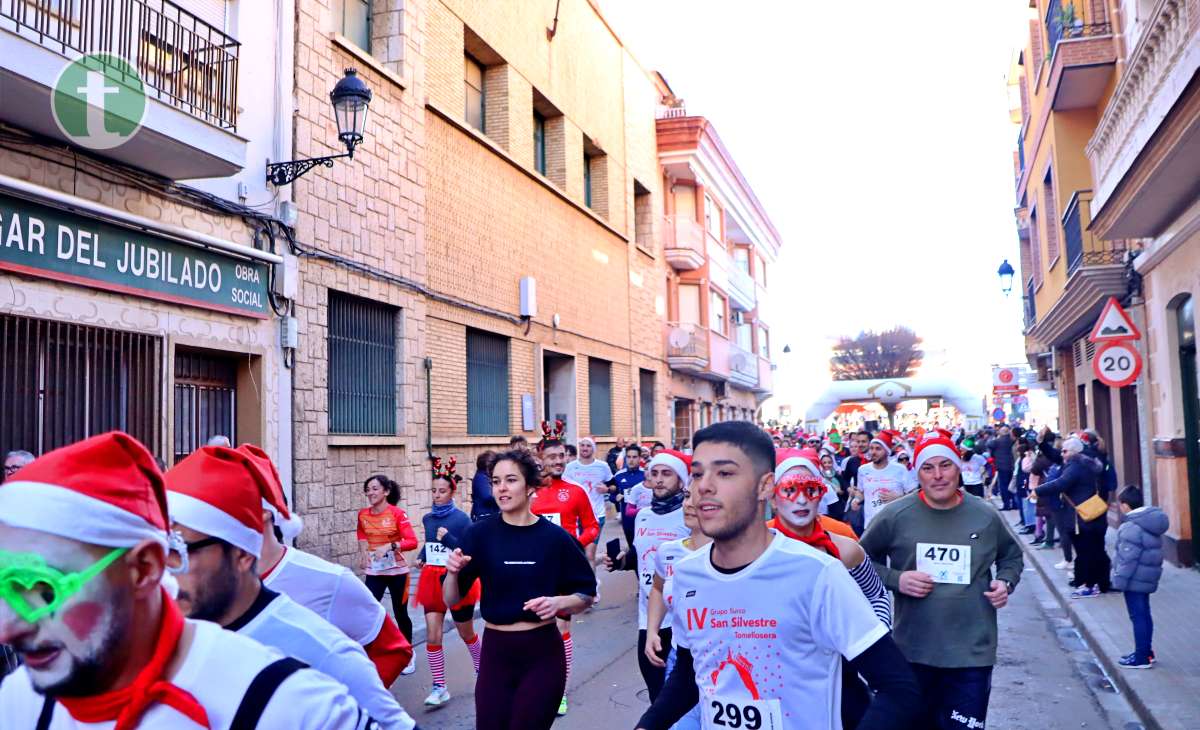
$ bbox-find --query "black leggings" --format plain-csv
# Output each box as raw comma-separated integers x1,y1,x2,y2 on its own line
1071,523,1111,591
476,623,566,730
365,573,413,643
636,628,673,702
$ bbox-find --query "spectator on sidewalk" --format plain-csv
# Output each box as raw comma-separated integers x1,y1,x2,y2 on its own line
1112,486,1169,669
606,437,629,473
988,425,1016,510
1036,437,1109,597
2,450,34,483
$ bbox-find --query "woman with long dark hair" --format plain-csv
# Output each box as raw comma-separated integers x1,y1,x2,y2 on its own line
358,473,419,672
444,449,596,729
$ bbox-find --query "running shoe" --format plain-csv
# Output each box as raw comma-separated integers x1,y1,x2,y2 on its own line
1120,652,1153,664
1118,655,1153,669
557,696,568,716
401,660,417,676
1054,560,1073,570
1036,542,1057,550
1070,586,1100,599
424,686,451,706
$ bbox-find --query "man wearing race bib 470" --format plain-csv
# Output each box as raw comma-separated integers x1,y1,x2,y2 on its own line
860,430,1024,730
636,421,921,730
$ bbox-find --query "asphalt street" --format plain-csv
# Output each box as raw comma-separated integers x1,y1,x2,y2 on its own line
386,523,1143,730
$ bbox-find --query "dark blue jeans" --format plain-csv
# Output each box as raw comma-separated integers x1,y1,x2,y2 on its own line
910,663,992,730
1123,590,1154,661
997,468,1015,509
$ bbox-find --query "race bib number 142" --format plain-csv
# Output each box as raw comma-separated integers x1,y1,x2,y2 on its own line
703,697,782,730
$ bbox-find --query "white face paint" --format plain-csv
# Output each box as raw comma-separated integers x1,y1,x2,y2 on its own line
773,465,821,530
0,527,127,694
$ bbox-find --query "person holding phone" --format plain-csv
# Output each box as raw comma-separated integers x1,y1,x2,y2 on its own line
444,449,596,730
604,450,691,701
414,457,481,708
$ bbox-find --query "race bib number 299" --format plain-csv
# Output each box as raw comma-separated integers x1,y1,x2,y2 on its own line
703,697,782,730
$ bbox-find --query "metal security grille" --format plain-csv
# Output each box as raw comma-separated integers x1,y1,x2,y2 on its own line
173,350,236,462
466,329,509,435
0,314,162,459
328,292,398,435
588,357,612,436
639,369,655,436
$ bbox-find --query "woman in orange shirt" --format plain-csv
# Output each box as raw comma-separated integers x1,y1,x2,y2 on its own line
358,473,419,673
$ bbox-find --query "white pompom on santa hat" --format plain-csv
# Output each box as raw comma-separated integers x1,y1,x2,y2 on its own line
165,446,286,558
237,443,305,541
0,431,170,547
913,432,964,471
646,449,691,486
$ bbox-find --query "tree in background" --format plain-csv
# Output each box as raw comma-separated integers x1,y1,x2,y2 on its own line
829,327,924,381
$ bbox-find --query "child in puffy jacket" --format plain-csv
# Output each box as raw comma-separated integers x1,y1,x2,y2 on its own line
1112,486,1169,669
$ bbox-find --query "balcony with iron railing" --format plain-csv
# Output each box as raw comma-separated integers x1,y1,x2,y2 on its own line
1062,190,1134,276
728,342,758,390
663,214,706,270
666,322,711,375
1,0,246,179
1023,278,1037,332
1041,0,1116,112
727,261,756,312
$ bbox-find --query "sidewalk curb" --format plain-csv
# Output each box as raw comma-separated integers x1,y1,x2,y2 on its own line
1003,518,1160,730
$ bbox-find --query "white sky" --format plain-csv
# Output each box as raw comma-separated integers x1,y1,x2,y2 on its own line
603,0,1035,415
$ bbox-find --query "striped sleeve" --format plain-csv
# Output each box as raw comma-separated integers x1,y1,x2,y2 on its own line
848,558,893,629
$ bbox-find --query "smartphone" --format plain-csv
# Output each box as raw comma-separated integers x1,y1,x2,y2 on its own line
606,538,621,565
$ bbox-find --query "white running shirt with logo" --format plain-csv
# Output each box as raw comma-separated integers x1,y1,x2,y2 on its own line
562,459,614,519
857,461,912,528
670,531,888,730
631,506,690,629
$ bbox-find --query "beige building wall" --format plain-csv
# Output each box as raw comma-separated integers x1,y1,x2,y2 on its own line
289,0,430,563
424,0,669,487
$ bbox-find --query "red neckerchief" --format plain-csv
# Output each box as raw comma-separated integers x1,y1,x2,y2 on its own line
772,517,841,559
918,489,963,509
260,546,288,580
58,589,210,730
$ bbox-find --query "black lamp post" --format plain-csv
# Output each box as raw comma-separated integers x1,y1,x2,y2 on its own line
267,69,373,186
997,259,1015,296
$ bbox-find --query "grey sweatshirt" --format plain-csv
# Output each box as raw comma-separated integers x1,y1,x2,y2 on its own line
860,492,1024,668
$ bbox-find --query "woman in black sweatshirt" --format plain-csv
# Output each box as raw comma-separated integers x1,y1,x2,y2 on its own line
444,448,596,730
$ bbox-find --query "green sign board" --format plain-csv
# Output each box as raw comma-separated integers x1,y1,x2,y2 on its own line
0,191,269,318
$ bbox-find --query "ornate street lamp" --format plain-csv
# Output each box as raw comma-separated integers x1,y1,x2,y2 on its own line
997,259,1015,296
267,69,373,186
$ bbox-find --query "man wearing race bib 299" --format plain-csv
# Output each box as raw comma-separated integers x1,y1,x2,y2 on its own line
860,430,1024,730
636,422,920,730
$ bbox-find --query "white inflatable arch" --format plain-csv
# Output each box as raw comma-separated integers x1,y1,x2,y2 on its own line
804,376,984,422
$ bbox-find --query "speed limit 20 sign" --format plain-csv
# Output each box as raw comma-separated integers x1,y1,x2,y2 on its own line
1094,341,1142,388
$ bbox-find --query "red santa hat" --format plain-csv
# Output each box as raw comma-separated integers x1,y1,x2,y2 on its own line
870,431,895,454
237,444,305,541
913,432,964,471
165,446,284,558
646,449,691,486
774,447,821,482
0,432,170,548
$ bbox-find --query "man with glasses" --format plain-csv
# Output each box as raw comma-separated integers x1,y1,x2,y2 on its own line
166,444,419,729
2,450,34,483
0,432,379,728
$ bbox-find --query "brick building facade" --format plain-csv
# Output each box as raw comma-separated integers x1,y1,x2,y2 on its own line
421,0,670,479
288,0,431,562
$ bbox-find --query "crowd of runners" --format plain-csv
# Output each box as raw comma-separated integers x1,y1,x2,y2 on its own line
0,415,1062,729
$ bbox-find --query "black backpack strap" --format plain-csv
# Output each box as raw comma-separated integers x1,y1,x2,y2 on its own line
230,657,308,730
35,695,55,730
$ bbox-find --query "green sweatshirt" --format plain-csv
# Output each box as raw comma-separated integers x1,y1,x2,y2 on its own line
859,492,1023,668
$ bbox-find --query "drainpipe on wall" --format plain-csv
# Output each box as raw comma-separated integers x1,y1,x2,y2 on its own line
1128,296,1156,503
424,357,433,458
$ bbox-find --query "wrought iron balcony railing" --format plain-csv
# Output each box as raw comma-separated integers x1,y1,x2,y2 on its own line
1045,0,1112,60
2,0,241,130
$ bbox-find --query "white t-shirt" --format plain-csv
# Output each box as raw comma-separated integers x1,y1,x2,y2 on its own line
624,483,653,519
0,620,376,729
857,461,913,527
263,546,386,646
961,454,987,486
670,532,888,730
631,506,690,630
238,590,416,730
562,458,615,519
654,536,697,615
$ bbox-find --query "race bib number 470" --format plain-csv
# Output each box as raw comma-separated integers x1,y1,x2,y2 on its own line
916,542,971,585
703,697,782,730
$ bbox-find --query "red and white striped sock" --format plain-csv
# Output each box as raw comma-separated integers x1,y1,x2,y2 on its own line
562,632,574,688
427,643,445,688
464,633,482,674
